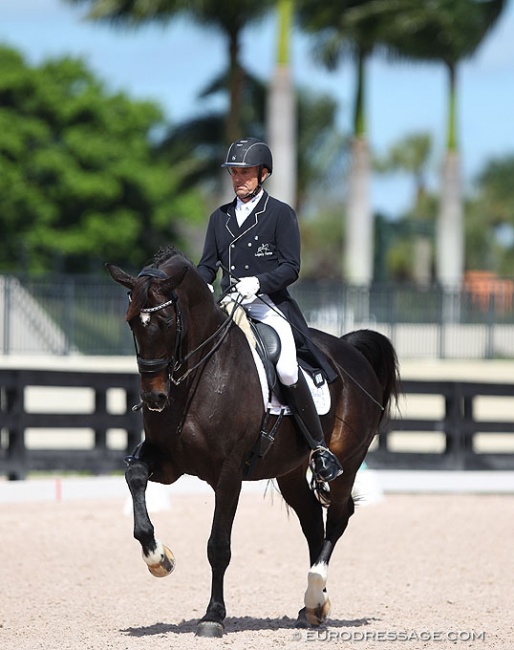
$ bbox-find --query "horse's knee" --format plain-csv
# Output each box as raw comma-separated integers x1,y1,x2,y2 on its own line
125,459,150,492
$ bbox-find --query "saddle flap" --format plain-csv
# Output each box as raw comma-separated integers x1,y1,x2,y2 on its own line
251,321,282,399
252,322,281,364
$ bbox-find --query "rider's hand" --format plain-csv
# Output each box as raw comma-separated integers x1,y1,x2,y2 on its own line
235,276,260,300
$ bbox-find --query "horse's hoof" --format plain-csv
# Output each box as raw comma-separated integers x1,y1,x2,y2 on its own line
305,599,331,626
196,621,224,638
296,607,312,628
147,545,175,578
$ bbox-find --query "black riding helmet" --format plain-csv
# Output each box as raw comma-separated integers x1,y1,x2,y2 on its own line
222,137,273,185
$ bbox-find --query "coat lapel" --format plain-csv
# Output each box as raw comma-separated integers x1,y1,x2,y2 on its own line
225,192,269,241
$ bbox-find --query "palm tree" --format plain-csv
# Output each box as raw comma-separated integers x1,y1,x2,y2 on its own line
374,132,433,207
375,131,435,284
266,0,297,208
377,0,507,287
158,69,345,210
64,0,275,148
296,0,387,285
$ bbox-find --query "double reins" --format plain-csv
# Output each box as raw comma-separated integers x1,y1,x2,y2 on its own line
216,261,385,412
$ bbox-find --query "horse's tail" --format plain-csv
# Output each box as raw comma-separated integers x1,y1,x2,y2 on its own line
341,329,401,423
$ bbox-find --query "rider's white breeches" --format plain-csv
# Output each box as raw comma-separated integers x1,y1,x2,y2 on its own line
245,296,298,386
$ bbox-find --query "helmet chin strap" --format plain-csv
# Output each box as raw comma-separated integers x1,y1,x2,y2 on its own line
240,184,262,200
237,167,266,201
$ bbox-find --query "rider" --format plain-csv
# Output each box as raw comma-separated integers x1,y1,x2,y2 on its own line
196,137,343,485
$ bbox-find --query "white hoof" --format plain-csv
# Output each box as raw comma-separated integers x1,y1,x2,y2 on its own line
143,539,175,577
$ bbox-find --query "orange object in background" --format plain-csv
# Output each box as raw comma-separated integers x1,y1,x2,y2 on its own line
464,271,514,313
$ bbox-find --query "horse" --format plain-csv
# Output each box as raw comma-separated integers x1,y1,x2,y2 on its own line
106,245,400,638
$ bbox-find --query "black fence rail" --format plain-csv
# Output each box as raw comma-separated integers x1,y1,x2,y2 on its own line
0,368,141,480
1,370,513,479
369,380,514,471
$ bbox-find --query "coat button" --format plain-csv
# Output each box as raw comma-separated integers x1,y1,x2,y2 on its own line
244,265,249,270
231,244,235,248
231,265,235,270
248,242,252,247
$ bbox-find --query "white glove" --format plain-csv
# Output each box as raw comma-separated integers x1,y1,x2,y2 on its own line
235,276,260,300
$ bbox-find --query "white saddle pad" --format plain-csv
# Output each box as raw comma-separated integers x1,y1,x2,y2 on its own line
248,344,331,417
222,300,331,416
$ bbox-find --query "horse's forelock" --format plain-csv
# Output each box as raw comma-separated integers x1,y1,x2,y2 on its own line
126,276,151,321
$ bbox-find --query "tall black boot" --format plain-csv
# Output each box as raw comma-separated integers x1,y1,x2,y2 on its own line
283,372,343,483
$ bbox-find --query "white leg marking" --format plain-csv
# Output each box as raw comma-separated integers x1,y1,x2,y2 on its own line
304,562,329,609
142,538,165,566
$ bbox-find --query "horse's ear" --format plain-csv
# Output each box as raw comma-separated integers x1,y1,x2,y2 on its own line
105,263,136,290
160,266,188,294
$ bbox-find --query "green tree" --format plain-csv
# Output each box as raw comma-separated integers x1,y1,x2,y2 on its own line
267,0,297,208
467,154,514,275
0,46,202,273
374,132,436,283
374,132,433,207
64,0,275,147
157,69,346,210
377,0,507,285
297,0,387,284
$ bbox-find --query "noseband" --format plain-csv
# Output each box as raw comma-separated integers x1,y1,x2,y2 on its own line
132,266,234,388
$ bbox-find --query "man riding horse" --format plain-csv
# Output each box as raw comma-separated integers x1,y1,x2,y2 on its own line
196,137,343,487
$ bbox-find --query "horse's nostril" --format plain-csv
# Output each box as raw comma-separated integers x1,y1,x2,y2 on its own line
141,391,167,411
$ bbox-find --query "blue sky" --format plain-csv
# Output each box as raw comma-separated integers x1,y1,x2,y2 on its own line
1,0,513,216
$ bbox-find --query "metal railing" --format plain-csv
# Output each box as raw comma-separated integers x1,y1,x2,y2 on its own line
2,274,514,358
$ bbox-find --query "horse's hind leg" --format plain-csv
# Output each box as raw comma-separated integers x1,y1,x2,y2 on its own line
302,474,357,626
278,468,358,628
277,468,330,626
125,447,175,578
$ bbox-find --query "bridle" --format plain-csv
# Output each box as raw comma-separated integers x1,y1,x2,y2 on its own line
131,267,234,388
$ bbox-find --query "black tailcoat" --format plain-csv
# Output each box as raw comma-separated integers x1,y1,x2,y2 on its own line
197,191,337,383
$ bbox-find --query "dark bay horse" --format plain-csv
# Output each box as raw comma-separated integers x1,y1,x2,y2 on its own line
106,245,400,638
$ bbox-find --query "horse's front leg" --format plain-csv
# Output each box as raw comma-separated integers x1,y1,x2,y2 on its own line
125,453,175,578
196,478,242,638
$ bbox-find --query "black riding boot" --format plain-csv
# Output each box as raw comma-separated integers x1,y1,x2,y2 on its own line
283,372,343,483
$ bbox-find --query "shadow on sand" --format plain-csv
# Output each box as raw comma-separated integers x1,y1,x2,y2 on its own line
121,615,380,637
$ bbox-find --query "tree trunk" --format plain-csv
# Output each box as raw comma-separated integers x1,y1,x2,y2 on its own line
437,150,463,287
266,0,297,208
345,136,373,285
436,63,463,288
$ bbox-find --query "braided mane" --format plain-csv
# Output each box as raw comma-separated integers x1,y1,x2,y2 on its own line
153,245,192,267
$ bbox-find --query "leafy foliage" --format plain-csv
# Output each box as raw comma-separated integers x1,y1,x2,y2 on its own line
0,46,205,274
467,155,514,275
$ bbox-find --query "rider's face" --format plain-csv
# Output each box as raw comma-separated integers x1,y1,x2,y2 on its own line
228,165,267,201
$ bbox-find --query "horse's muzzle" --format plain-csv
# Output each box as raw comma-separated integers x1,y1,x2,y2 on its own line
141,389,168,412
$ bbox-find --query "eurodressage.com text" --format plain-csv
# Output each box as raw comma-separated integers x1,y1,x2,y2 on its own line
294,629,486,642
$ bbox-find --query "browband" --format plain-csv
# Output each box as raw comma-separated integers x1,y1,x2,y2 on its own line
138,267,168,280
